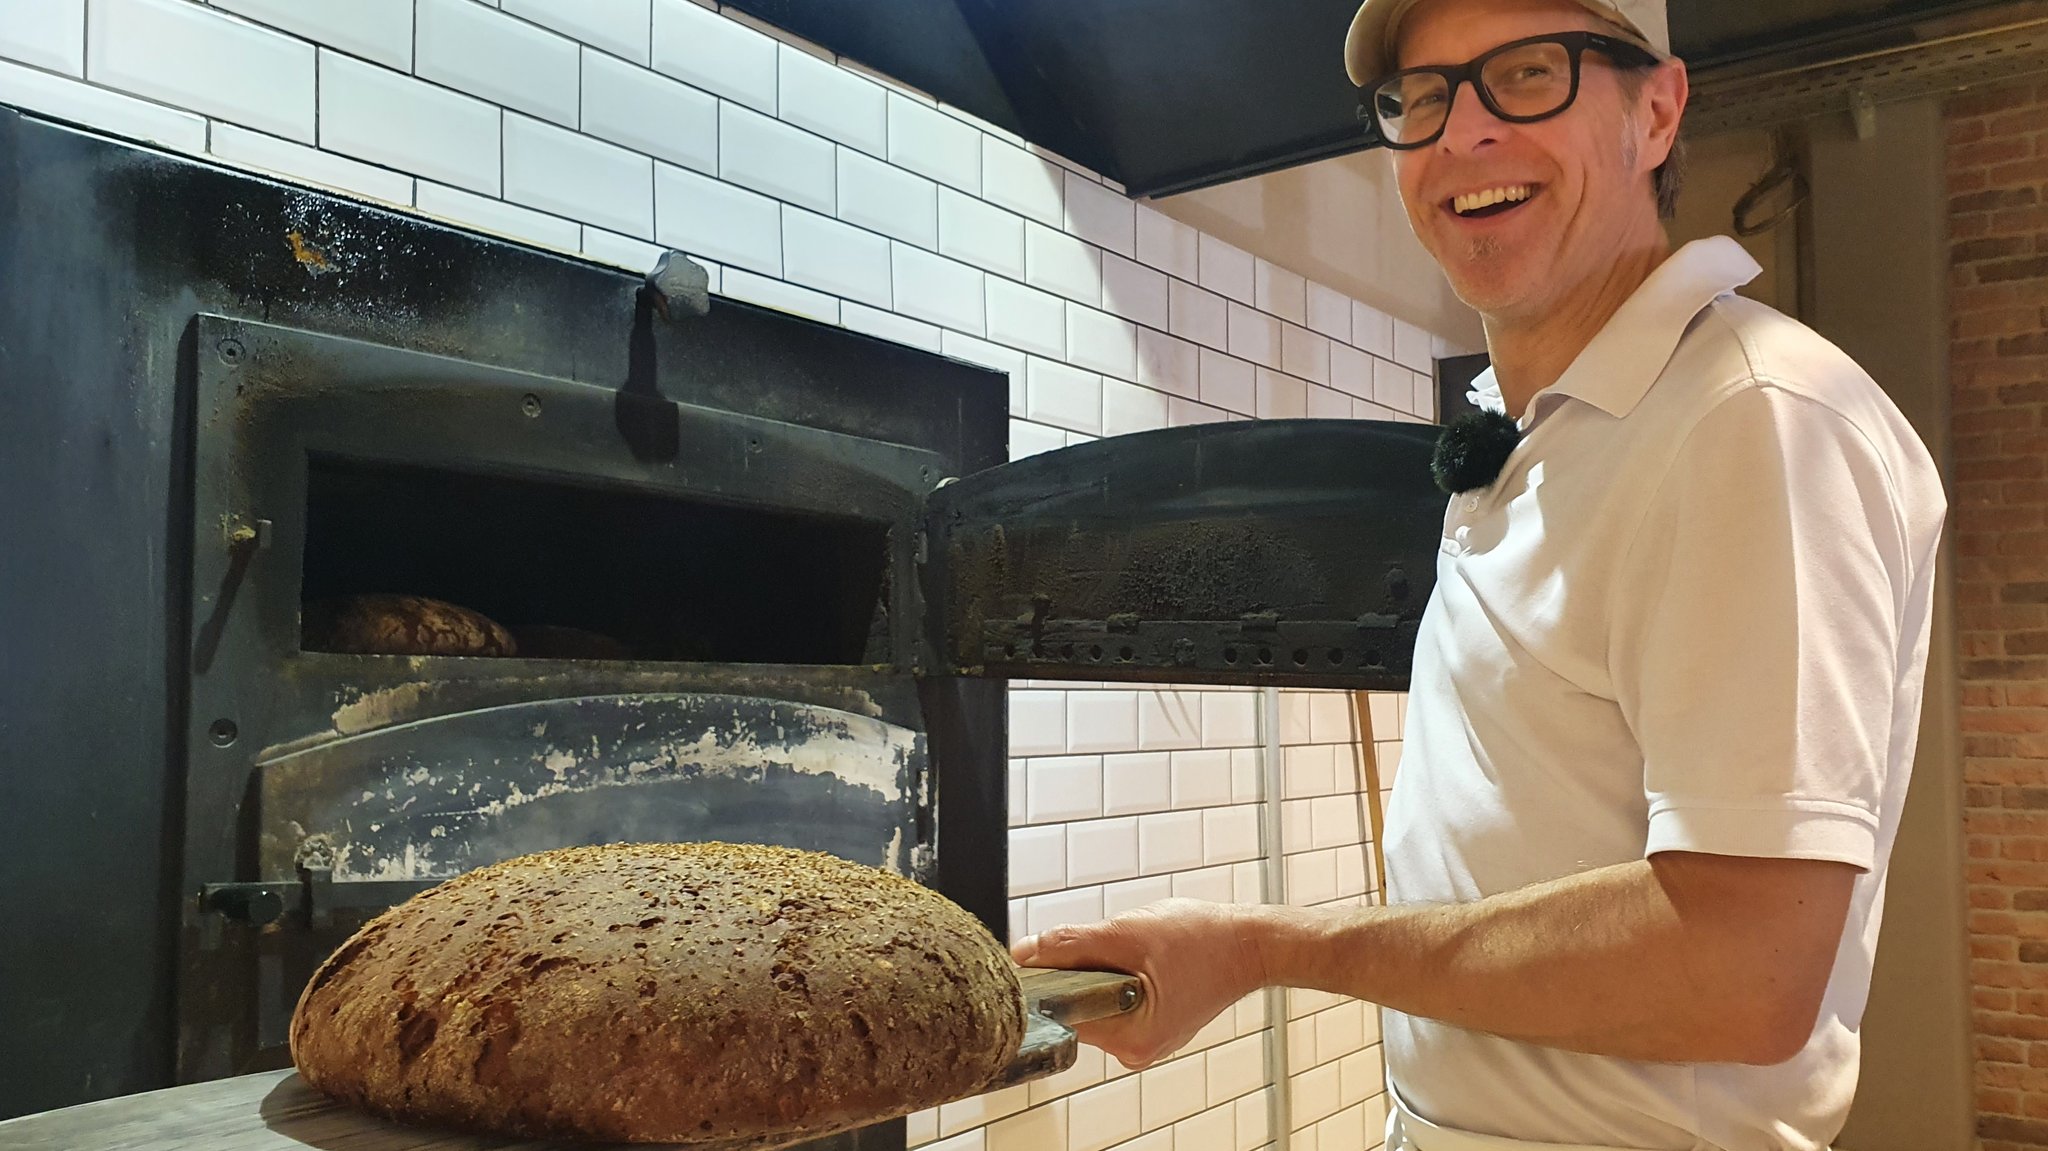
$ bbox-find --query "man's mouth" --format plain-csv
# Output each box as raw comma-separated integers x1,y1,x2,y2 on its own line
1447,184,1536,219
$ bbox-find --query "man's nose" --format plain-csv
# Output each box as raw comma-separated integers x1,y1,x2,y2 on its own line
1437,80,1504,153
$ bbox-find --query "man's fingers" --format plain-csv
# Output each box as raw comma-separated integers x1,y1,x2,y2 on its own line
1070,1015,1165,1071
1007,903,1234,1074
1012,922,1126,971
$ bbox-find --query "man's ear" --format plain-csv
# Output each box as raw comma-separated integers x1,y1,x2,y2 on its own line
1638,59,1688,173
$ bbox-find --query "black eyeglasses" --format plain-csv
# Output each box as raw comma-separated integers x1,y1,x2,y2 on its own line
1360,31,1662,150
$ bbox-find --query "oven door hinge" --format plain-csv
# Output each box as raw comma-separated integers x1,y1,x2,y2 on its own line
200,868,438,931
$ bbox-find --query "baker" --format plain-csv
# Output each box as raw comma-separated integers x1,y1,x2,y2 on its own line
1010,0,1949,1148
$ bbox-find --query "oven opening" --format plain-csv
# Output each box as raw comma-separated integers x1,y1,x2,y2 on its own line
299,457,892,665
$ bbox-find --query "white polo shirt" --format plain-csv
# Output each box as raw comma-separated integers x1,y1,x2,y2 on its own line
1382,236,1948,1150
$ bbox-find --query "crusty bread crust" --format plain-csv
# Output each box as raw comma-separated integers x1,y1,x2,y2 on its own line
290,843,1023,1144
302,594,517,657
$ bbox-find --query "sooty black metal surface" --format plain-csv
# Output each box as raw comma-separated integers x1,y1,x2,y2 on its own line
0,107,1008,1120
253,694,929,884
928,420,1446,689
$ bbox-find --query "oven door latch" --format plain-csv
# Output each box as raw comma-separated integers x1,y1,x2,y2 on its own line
200,868,439,931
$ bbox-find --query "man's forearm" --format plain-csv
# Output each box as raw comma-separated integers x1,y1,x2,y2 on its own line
1245,853,1851,1065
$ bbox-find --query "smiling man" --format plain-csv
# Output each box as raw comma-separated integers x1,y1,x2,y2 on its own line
1010,1,1950,1148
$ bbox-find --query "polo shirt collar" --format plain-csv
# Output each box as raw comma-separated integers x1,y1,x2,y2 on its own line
1464,236,1763,424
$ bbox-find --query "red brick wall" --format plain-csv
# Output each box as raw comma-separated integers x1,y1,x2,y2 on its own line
1951,77,2048,1149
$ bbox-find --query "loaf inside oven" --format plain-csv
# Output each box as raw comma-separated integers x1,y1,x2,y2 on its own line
301,593,517,657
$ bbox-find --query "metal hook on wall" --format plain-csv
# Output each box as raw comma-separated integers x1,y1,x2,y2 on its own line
1733,132,1809,237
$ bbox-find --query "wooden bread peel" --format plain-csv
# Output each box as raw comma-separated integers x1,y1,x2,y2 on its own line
0,967,1142,1151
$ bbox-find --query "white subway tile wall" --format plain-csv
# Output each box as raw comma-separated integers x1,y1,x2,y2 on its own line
1102,253,1170,332
1064,170,1136,258
842,301,942,353
503,112,653,238
0,0,85,76
1228,302,1281,370
651,0,777,113
941,188,1025,279
1136,329,1199,400
2,5,1454,1147
1254,259,1308,327
889,92,981,195
983,138,1065,226
720,100,835,213
210,0,414,71
1067,304,1139,381
839,148,940,249
778,203,892,305
1103,378,1170,439
893,242,986,334
416,178,581,250
500,0,649,67
318,48,501,194
778,42,886,157
988,280,1068,362
209,122,414,205
88,0,316,143
581,50,719,174
581,225,674,276
415,0,578,127
1027,220,1105,306
1198,233,1256,305
720,265,836,324
0,56,208,152
653,160,781,273
1172,280,1231,354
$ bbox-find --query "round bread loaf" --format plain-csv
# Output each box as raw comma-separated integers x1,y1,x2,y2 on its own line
302,594,516,657
290,843,1024,1145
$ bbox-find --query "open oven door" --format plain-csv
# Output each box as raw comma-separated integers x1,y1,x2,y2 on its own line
923,419,1446,691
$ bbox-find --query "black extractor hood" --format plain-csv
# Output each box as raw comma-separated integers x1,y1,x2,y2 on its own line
727,0,1370,197
723,0,2020,198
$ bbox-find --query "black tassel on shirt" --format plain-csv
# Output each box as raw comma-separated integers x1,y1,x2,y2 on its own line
1430,409,1523,494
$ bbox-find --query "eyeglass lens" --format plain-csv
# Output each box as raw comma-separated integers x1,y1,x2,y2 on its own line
1373,40,1575,147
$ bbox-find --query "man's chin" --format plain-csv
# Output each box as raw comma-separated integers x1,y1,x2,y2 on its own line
1443,270,1535,320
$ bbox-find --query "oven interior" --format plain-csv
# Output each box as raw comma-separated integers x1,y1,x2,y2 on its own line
299,457,894,667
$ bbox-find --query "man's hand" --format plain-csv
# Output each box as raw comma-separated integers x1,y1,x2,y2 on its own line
1013,853,1857,1066
1011,899,1266,1069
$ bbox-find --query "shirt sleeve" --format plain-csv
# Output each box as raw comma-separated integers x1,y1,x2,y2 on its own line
1607,383,1908,870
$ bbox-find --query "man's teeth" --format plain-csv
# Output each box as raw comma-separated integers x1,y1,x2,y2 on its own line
1453,185,1533,215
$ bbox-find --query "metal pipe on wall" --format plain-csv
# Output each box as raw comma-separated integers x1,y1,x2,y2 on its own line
1258,686,1296,1150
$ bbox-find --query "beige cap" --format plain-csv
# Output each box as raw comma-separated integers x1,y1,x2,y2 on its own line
1344,0,1671,86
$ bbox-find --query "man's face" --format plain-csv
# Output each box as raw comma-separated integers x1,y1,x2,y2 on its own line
1388,0,1675,321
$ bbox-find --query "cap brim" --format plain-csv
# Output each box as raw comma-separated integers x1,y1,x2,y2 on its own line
1345,0,1671,87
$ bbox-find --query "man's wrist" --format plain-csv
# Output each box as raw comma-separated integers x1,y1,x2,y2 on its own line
1235,903,1315,993
1235,901,1392,1000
